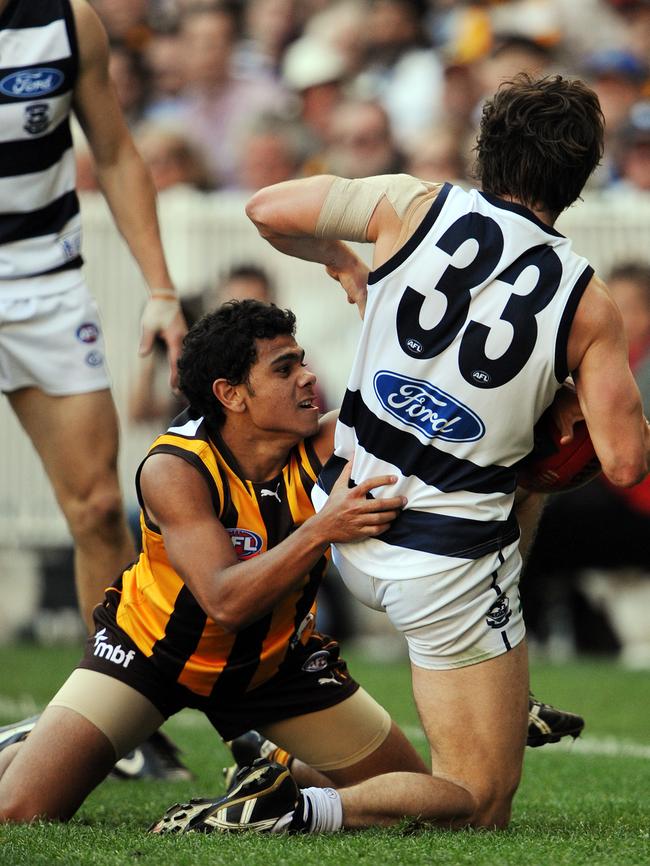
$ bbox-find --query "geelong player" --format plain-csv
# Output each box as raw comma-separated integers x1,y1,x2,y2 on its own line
243,74,650,829
0,0,187,774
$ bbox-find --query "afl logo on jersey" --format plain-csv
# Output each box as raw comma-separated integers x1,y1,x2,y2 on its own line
374,370,485,442
405,338,423,354
471,370,491,385
228,528,263,560
76,323,99,344
0,68,64,98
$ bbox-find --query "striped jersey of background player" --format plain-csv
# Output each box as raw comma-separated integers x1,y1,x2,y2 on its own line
0,0,186,774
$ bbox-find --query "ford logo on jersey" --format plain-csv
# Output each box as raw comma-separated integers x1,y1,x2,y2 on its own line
373,370,485,442
228,528,263,559
0,68,64,98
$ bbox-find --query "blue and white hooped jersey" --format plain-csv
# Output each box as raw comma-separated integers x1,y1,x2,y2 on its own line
0,0,82,290
314,183,593,580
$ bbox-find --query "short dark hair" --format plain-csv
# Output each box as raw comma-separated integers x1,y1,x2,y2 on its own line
474,74,604,219
178,299,296,426
608,261,650,309
220,264,275,299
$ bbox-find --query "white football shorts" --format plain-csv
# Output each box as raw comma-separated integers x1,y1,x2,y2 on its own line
0,275,111,395
332,539,526,670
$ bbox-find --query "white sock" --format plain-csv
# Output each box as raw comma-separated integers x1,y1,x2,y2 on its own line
301,786,343,833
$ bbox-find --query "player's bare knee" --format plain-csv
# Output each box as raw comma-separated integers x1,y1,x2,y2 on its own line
0,790,59,824
469,776,519,829
64,484,125,545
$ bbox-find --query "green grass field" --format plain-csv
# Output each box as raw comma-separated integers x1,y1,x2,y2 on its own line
0,643,649,866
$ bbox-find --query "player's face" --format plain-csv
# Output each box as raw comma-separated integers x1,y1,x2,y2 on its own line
244,335,319,438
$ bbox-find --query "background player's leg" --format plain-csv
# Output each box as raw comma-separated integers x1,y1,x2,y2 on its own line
9,387,136,630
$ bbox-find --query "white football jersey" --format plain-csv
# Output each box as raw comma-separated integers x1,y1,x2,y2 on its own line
0,0,82,291
313,183,593,580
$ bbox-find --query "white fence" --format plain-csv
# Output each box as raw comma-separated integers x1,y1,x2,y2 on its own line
1,187,649,547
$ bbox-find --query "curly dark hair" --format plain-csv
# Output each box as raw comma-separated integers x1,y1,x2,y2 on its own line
178,299,296,426
474,74,604,220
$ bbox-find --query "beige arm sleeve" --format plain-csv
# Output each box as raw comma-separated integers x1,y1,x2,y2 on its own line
314,174,440,241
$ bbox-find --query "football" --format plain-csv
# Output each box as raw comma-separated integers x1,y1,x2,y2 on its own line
517,408,602,493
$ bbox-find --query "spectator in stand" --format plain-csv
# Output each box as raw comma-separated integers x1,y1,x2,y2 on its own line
316,98,404,179
141,27,188,120
233,113,310,192
281,34,349,147
402,124,469,185
611,100,650,192
606,0,650,62
581,50,649,188
234,0,299,82
472,33,556,114
609,262,650,415
108,42,150,128
135,123,215,192
92,0,152,51
351,0,445,148
176,2,289,188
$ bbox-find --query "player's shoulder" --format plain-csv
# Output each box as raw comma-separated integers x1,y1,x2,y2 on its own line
567,272,626,370
69,0,109,62
578,273,624,327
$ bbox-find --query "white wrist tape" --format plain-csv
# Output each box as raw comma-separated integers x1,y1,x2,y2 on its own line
141,295,181,333
314,174,438,241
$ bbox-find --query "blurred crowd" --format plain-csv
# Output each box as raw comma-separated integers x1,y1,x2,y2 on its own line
78,0,650,197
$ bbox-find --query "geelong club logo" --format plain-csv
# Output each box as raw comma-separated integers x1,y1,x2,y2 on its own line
373,370,485,442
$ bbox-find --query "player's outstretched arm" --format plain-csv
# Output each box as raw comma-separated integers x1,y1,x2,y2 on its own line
140,455,405,632
70,0,186,386
569,276,650,487
246,176,370,312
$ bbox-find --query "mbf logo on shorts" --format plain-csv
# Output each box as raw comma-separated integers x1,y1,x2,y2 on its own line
76,322,99,344
93,627,136,668
373,370,485,442
228,528,263,560
0,68,63,98
486,594,512,629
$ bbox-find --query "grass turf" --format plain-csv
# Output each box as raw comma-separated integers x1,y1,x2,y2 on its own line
0,643,648,866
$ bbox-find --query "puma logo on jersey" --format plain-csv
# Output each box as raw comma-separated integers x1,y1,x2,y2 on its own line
93,628,136,668
318,675,342,687
260,483,281,502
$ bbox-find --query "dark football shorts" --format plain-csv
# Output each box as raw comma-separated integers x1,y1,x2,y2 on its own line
78,596,359,741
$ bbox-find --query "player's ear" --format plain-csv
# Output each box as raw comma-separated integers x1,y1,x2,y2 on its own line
212,379,246,414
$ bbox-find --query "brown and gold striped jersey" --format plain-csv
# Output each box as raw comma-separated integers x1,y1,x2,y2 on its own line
112,409,327,699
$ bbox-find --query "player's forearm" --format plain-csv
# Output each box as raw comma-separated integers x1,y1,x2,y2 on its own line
95,142,174,293
206,519,331,632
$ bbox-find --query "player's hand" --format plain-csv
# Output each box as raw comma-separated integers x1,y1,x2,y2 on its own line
316,462,406,543
551,381,584,445
139,292,188,389
326,256,369,319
